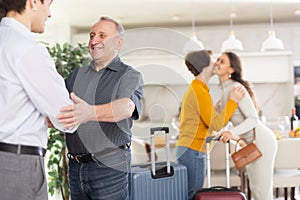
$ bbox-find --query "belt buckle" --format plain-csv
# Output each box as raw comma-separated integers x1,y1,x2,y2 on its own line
74,155,81,163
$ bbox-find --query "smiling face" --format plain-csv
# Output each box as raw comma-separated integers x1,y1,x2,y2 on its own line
214,53,235,82
88,19,123,64
31,0,52,33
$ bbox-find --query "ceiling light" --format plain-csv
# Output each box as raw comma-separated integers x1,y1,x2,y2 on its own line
183,34,204,54
183,0,204,54
221,10,243,52
171,14,179,21
261,0,284,51
221,31,243,52
261,30,284,51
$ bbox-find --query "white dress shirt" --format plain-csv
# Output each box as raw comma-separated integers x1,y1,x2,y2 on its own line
0,17,77,148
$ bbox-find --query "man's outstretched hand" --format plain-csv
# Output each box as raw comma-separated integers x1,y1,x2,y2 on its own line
57,93,96,128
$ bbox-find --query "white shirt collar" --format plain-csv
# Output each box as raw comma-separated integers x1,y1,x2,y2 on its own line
1,17,34,41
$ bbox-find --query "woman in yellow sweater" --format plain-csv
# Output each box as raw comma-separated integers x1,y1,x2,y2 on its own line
175,50,245,200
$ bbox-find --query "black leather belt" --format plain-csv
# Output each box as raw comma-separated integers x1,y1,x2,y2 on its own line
0,142,46,157
67,153,94,163
68,143,131,164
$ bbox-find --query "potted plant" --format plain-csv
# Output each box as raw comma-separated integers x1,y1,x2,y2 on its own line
45,43,90,200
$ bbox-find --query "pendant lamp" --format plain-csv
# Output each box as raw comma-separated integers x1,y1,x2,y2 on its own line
261,0,284,51
183,0,204,54
221,10,243,52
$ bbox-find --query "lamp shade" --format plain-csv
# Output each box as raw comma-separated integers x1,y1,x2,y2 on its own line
183,35,204,54
221,31,243,52
261,30,284,51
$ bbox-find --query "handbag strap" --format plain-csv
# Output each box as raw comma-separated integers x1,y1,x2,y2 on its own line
232,128,256,153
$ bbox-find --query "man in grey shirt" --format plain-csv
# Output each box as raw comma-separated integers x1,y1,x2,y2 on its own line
57,16,144,200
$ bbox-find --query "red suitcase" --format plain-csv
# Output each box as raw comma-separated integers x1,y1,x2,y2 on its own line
193,136,247,200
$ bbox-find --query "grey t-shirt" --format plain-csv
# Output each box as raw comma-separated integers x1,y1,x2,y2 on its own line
65,56,143,157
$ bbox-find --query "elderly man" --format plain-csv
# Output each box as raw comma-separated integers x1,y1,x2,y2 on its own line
57,16,144,200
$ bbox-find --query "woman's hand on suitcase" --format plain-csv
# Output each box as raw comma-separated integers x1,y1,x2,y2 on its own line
217,131,239,143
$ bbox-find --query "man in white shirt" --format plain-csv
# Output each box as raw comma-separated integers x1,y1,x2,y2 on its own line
0,1,88,199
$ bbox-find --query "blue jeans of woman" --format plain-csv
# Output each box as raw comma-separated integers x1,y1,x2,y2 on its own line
68,149,130,200
176,146,206,200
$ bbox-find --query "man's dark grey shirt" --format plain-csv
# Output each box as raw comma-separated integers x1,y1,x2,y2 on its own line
65,56,143,155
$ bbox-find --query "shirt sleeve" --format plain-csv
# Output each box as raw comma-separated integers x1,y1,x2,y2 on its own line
117,68,144,120
15,44,78,133
196,87,238,132
229,93,259,137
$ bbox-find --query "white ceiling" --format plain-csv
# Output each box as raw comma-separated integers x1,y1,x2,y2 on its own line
49,0,300,30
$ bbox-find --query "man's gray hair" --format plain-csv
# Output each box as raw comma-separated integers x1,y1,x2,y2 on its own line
99,16,124,37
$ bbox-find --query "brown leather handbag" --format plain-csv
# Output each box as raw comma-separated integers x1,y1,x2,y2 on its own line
231,129,262,169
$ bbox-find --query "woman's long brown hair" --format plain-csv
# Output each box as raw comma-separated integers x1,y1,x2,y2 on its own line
224,52,259,112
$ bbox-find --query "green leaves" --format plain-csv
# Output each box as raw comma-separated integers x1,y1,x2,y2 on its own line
46,42,90,199
45,42,90,79
47,130,66,197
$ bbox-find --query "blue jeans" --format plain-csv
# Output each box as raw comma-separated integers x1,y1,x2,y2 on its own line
176,146,206,200
68,150,130,200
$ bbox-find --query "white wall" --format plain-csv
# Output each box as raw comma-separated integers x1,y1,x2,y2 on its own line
68,22,300,62
37,22,300,61
35,23,72,45
37,22,297,122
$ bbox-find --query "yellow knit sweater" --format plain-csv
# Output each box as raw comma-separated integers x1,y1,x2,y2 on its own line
176,79,238,152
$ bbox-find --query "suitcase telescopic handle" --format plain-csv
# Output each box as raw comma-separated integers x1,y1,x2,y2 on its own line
150,127,170,176
150,127,169,135
206,136,230,188
206,136,221,143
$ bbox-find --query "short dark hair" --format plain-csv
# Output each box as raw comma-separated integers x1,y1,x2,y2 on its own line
185,60,200,76
2,0,27,14
0,0,6,19
0,7,5,20
1,0,46,15
185,50,211,76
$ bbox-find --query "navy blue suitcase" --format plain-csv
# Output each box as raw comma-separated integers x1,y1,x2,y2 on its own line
130,127,188,200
